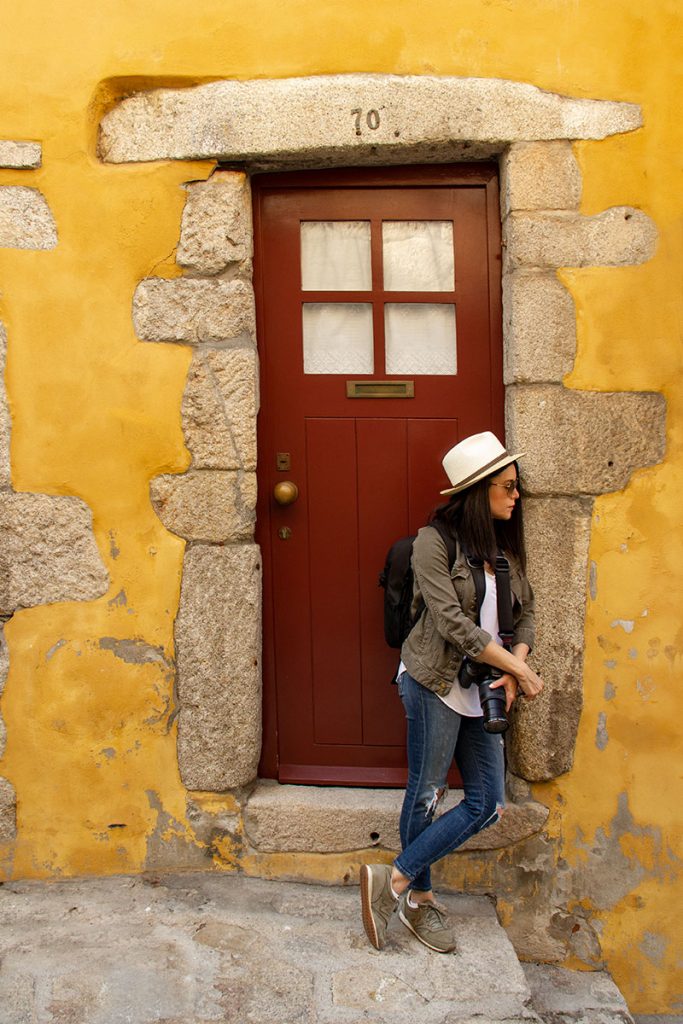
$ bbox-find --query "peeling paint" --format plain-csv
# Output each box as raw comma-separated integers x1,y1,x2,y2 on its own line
45,639,66,661
144,789,206,870
107,589,127,608
572,794,678,911
636,677,656,701
595,713,609,750
589,561,598,600
611,619,635,634
98,637,172,668
639,931,667,967
604,682,616,701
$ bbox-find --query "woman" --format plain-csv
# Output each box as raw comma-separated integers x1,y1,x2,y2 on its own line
360,431,543,953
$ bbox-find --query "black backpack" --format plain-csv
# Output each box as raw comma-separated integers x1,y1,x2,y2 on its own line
378,520,457,650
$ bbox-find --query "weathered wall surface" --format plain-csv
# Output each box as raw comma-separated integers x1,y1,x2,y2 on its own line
0,0,681,1014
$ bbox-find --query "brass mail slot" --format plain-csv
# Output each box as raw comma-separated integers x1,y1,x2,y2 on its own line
346,380,415,399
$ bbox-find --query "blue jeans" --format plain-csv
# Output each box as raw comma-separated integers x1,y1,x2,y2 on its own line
394,671,506,893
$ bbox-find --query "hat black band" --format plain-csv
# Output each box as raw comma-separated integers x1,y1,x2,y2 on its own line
454,450,513,490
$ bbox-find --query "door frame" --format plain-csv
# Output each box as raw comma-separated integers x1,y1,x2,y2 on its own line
253,163,504,781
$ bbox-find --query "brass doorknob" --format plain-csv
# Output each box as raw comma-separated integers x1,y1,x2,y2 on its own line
273,481,299,506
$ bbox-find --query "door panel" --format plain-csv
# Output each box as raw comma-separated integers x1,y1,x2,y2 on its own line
254,166,503,786
307,418,362,747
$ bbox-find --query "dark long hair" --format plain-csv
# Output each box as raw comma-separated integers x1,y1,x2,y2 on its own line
429,461,527,572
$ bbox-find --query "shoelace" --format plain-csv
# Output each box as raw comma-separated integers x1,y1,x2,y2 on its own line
416,901,448,932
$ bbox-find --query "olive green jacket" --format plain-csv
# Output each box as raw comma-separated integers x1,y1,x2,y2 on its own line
400,525,535,697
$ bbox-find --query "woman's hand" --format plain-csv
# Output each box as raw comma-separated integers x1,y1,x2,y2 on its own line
489,673,519,711
475,641,544,700
512,661,544,698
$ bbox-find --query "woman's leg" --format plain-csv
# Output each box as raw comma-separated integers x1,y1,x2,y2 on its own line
394,710,505,884
396,672,462,894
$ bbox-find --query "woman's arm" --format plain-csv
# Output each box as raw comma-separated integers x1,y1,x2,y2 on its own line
474,640,543,698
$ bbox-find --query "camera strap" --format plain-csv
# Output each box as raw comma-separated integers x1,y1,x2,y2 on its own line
493,554,515,650
465,552,515,650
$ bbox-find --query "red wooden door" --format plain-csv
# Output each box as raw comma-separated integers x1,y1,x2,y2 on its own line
254,166,503,786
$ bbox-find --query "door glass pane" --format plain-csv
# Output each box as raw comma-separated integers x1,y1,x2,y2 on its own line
382,221,455,292
303,303,374,373
301,221,372,291
384,303,457,375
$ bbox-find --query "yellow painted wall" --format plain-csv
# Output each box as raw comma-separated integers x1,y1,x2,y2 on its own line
0,0,681,1013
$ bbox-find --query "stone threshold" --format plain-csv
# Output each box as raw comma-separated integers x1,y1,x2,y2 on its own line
243,779,549,854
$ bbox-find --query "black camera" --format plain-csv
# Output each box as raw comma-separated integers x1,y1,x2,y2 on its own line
458,659,508,734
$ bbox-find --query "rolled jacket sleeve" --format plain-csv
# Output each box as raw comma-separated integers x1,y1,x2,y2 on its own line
411,527,492,659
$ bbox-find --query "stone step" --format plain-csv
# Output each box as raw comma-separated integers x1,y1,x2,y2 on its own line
242,778,550,854
0,872,636,1024
523,963,635,1024
1,873,539,1024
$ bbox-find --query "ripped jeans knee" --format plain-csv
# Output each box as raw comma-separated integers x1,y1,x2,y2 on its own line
424,783,448,820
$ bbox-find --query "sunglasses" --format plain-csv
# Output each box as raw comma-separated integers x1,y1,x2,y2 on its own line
489,479,520,495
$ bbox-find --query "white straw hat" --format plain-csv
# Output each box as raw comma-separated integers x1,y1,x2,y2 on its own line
440,431,524,495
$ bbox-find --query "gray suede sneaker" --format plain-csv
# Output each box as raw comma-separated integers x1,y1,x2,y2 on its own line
398,894,457,953
359,864,397,950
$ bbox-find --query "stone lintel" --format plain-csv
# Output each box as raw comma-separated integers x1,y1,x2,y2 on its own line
508,497,593,781
98,74,642,165
506,384,666,496
0,140,42,169
243,780,549,854
176,543,261,790
504,207,657,269
0,493,109,614
182,347,258,471
133,277,256,345
178,171,252,276
502,271,576,384
500,141,582,217
150,470,256,542
0,186,57,250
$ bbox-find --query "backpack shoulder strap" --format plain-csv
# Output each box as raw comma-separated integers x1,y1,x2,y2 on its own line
427,519,457,571
465,555,486,626
429,522,485,628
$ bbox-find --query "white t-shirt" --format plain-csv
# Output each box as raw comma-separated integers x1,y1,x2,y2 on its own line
399,570,501,717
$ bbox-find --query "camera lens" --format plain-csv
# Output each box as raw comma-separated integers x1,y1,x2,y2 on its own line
477,679,509,734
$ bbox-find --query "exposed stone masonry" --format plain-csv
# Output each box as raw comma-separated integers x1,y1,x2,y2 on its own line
500,140,665,780
0,140,42,169
0,186,57,250
176,544,261,790
135,171,261,790
133,277,255,345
